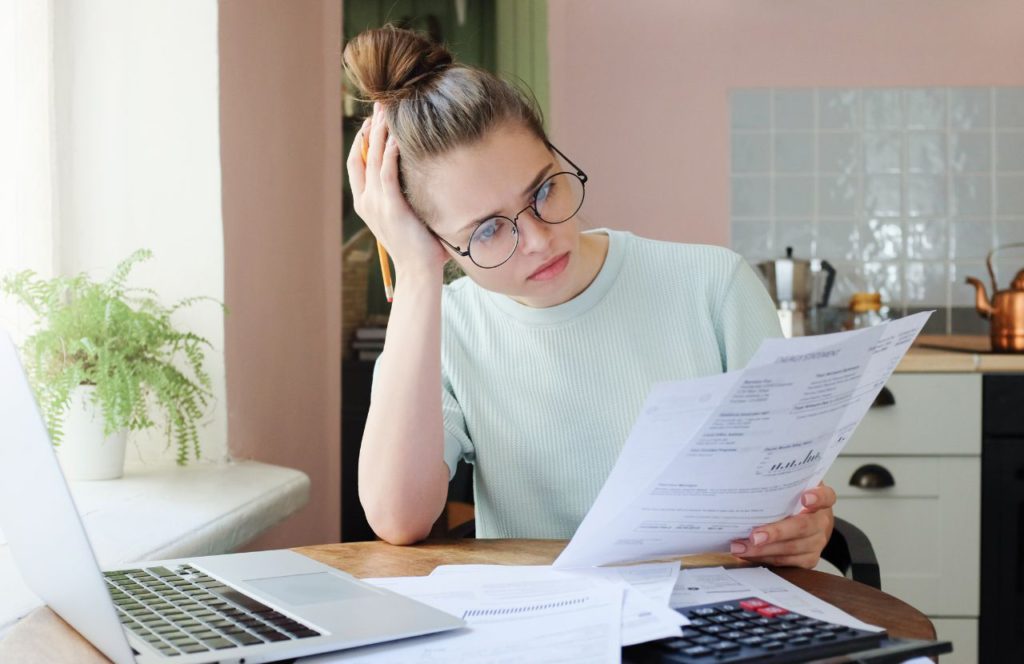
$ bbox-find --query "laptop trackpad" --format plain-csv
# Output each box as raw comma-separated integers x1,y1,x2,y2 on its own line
246,572,378,606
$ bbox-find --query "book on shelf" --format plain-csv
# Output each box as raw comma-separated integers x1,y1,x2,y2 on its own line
357,349,382,361
354,326,387,341
351,340,385,351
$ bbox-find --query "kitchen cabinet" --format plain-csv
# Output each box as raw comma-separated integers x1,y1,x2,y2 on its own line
824,372,981,664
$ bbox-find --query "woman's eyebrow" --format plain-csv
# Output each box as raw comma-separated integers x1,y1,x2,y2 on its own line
454,164,554,235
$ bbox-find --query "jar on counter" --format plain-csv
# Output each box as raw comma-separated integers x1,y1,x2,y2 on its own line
845,292,887,329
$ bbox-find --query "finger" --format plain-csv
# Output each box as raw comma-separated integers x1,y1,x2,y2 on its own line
748,513,817,548
732,531,825,559
346,118,371,196
800,483,837,511
739,552,820,569
365,102,389,177
380,134,402,196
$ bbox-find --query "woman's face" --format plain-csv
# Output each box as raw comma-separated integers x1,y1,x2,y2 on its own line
421,123,602,308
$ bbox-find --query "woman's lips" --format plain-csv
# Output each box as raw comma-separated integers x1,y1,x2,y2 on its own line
528,252,570,281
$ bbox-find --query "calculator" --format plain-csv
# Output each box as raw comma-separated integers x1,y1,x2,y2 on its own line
622,596,953,663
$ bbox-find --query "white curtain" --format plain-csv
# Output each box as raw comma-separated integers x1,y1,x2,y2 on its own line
0,0,57,340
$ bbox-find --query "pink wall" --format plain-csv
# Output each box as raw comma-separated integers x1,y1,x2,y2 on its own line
548,0,1024,247
219,0,342,549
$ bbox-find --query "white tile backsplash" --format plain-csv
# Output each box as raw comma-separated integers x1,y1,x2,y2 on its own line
774,132,815,173
952,175,993,217
905,89,947,130
730,90,772,130
907,133,946,174
774,175,815,217
950,132,992,173
996,174,1024,215
730,86,1024,315
819,90,860,130
864,89,903,129
773,90,815,130
950,88,991,130
864,132,903,174
995,131,1024,171
817,132,859,174
995,88,1024,128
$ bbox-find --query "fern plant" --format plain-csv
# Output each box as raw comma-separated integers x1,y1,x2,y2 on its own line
1,249,220,465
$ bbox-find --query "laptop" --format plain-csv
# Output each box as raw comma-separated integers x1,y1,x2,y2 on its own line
0,330,464,663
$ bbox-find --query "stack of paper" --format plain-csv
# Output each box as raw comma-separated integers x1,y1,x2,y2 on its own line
301,562,684,663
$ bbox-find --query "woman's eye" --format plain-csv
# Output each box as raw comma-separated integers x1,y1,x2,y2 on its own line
475,219,500,243
536,180,553,203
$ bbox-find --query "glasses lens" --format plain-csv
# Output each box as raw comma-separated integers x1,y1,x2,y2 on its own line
468,216,518,268
534,173,585,224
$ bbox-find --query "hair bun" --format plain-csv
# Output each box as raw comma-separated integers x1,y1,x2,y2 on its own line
343,25,453,103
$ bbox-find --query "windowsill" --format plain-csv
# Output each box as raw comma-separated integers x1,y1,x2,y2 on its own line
0,459,309,635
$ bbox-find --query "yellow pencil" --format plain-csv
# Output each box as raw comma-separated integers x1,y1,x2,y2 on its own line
361,132,395,303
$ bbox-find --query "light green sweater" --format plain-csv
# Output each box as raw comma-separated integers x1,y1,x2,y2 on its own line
438,229,781,539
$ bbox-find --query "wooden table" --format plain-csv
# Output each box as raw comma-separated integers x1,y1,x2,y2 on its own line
0,539,937,662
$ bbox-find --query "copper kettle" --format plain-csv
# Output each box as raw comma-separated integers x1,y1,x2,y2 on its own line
965,242,1024,353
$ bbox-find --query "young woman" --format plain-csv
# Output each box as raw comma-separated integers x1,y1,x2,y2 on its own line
344,26,836,569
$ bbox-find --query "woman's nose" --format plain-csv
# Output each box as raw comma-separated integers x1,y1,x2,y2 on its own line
515,209,554,254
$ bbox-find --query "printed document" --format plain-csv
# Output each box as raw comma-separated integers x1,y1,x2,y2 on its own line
555,312,930,568
430,562,685,645
301,571,622,663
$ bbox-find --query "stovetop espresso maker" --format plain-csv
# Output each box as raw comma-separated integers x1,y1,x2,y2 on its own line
756,247,836,337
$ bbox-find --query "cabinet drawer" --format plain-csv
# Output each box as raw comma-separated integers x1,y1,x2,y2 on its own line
843,374,981,456
931,618,977,664
824,456,980,616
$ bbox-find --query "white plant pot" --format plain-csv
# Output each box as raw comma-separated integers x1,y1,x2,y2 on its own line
57,385,128,481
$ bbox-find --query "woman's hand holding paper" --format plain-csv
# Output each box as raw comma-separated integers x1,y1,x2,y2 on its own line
729,483,837,570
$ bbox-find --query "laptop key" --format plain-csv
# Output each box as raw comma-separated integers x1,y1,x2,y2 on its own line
212,589,273,614
233,632,264,646
203,636,236,650
180,642,211,654
265,632,292,642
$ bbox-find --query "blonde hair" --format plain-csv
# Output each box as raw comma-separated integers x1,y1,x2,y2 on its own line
342,25,546,223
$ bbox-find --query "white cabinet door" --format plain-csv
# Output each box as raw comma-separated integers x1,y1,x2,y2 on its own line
843,374,981,456
824,456,980,616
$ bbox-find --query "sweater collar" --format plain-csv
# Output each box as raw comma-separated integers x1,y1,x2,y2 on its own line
485,228,630,325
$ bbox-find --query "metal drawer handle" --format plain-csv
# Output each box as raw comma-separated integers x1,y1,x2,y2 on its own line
871,386,895,408
850,464,895,489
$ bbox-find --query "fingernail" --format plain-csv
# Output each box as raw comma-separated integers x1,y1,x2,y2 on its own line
802,492,818,506
374,101,380,114
386,136,395,148
730,542,747,555
752,531,768,545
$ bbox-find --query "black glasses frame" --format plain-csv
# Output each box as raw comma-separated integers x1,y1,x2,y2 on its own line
432,143,588,269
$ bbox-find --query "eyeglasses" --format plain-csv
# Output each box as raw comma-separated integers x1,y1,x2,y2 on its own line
432,143,588,269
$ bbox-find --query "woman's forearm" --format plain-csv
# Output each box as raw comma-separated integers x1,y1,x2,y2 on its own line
357,266,449,544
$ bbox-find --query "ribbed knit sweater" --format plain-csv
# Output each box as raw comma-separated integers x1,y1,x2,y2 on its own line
437,229,781,539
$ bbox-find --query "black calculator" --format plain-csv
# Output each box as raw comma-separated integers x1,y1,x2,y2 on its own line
622,596,952,663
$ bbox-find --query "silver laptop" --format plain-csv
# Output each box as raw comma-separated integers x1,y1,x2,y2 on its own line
0,331,463,663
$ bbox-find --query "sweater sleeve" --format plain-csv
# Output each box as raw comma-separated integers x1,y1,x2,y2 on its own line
715,255,783,371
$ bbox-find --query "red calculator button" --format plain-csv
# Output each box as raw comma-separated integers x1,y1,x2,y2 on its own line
756,606,789,618
739,599,769,610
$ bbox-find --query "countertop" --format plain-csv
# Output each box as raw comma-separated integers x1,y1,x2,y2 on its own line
897,335,1024,373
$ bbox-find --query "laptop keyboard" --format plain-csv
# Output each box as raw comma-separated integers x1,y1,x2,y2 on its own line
104,564,322,657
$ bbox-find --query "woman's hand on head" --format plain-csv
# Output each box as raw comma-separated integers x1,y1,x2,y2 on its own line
347,102,449,276
728,483,836,569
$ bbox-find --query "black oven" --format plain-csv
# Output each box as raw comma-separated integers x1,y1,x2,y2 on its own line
980,373,1024,661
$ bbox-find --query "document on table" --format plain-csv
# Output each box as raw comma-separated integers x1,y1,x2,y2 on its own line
301,571,623,663
670,566,882,633
555,312,930,568
430,562,686,645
